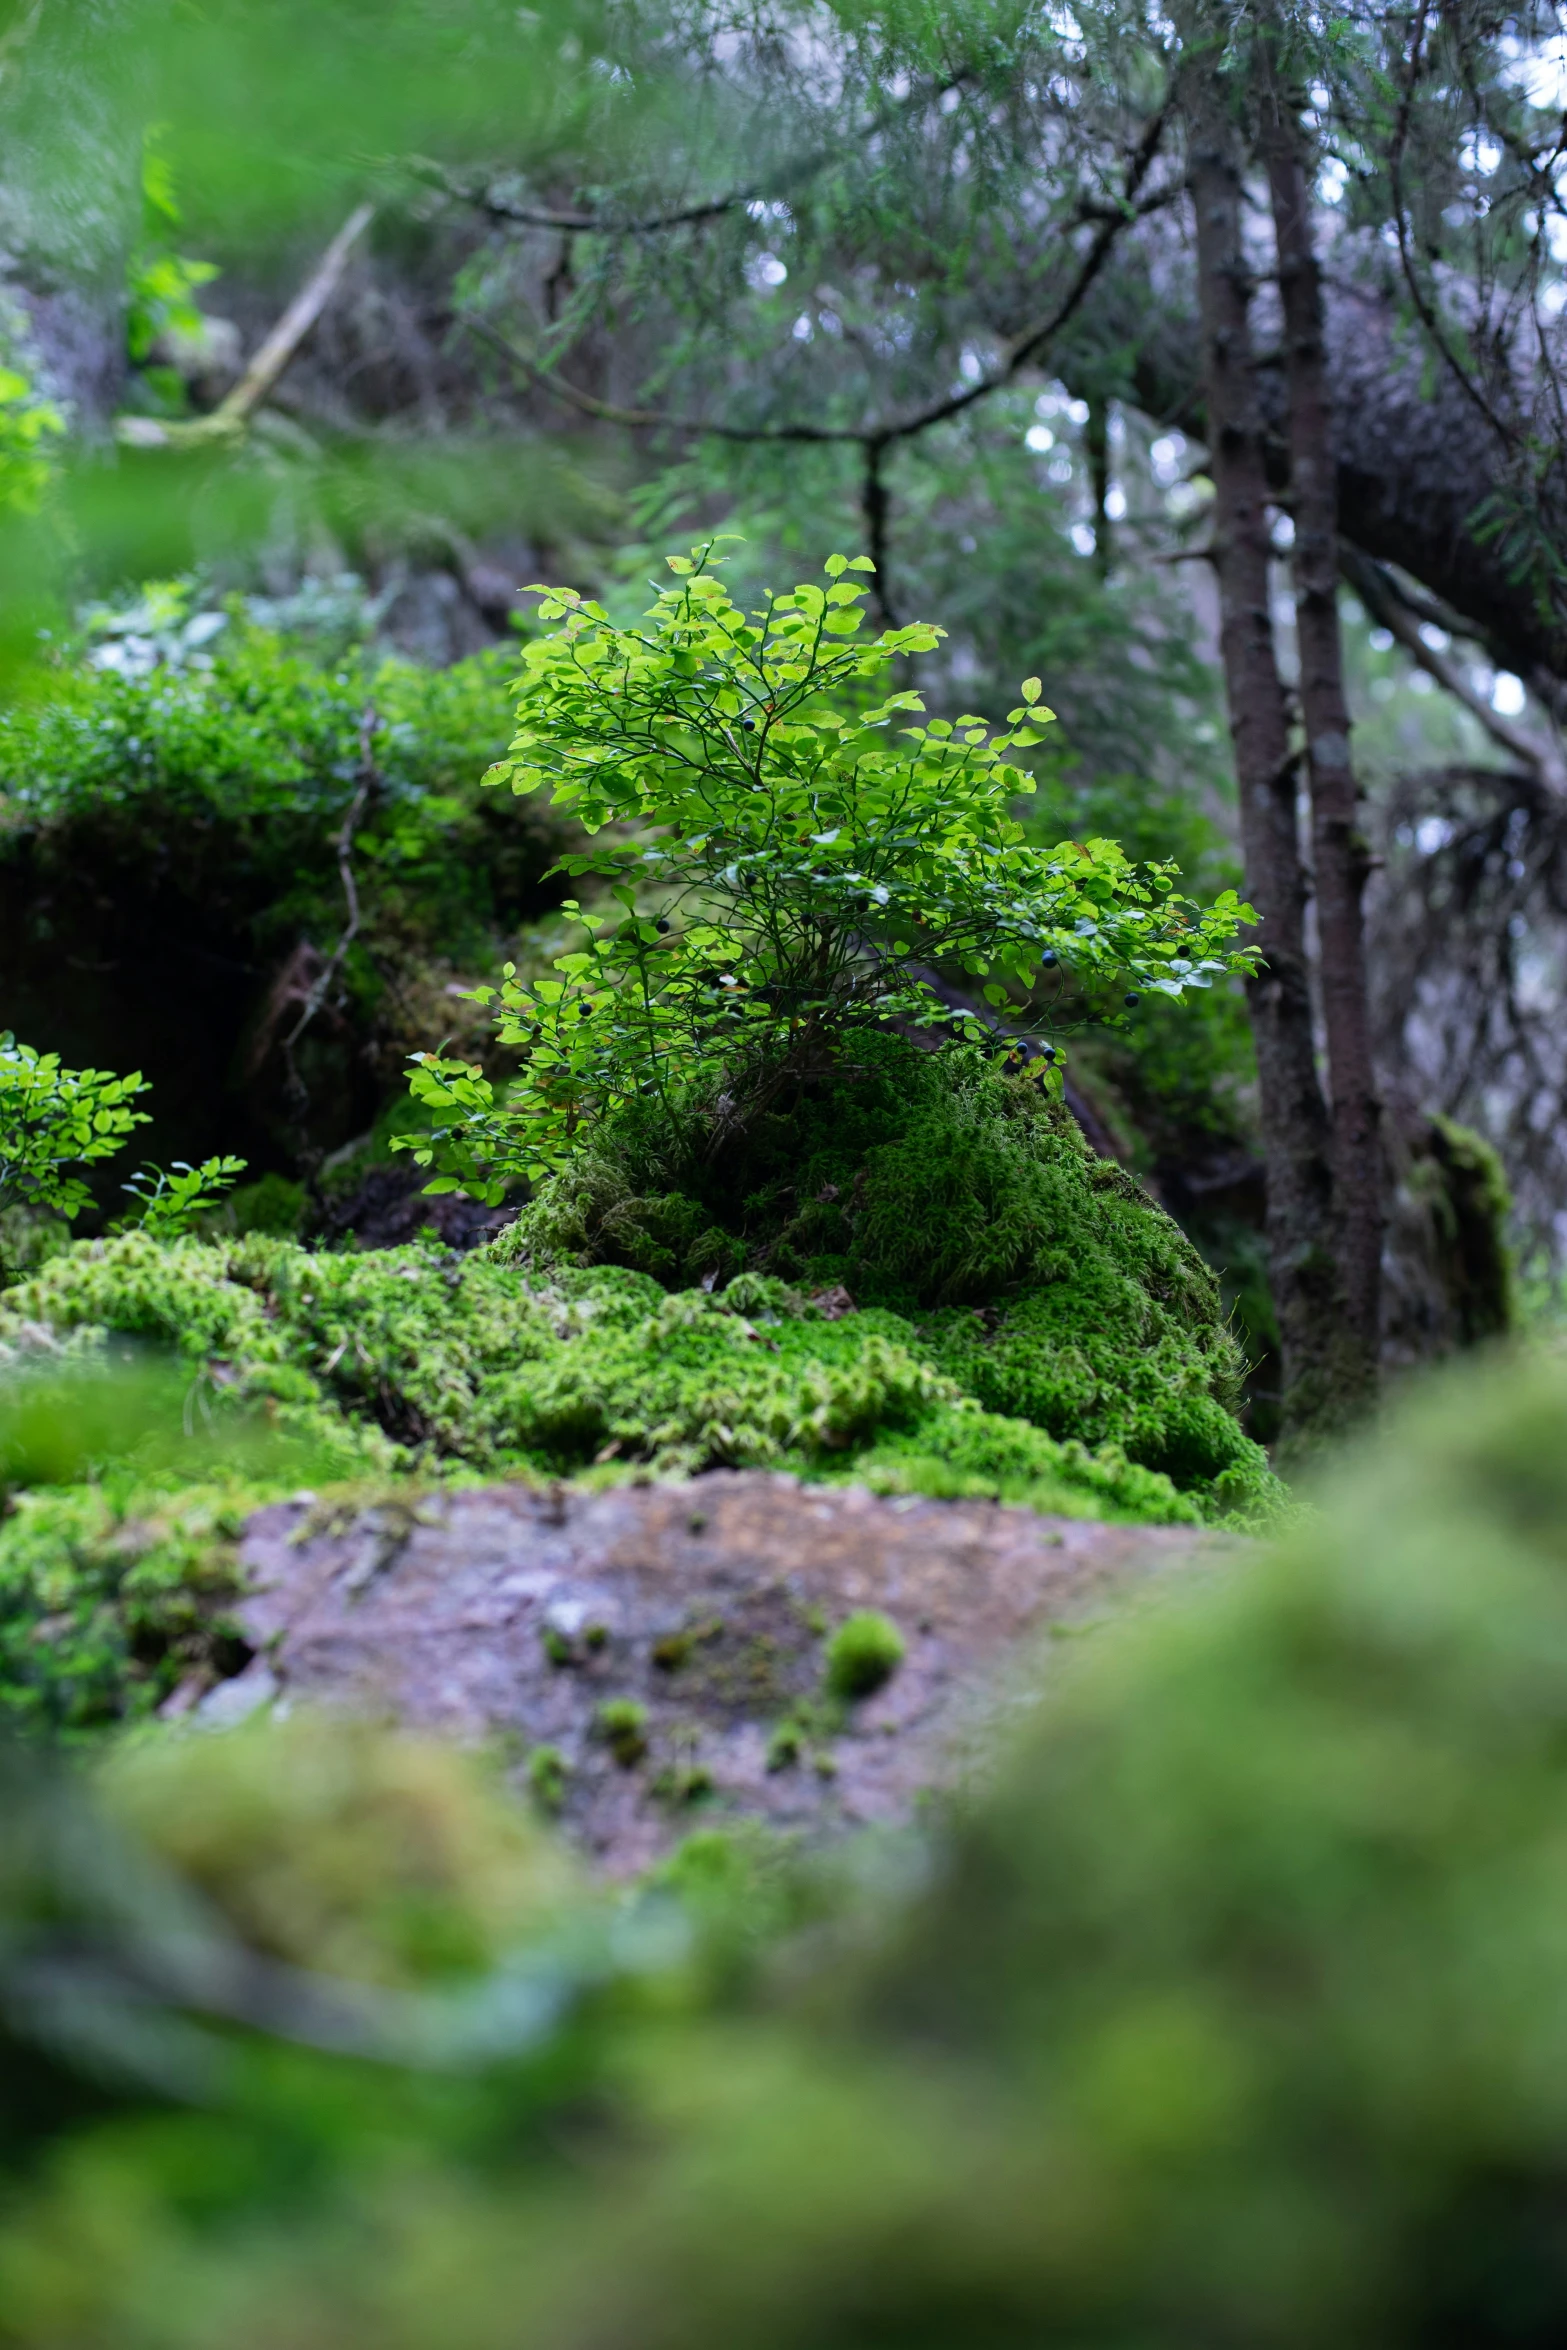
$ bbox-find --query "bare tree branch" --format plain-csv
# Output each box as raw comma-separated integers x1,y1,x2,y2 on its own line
283,704,380,1058
460,102,1170,461
1342,546,1567,796
413,166,763,238
407,74,974,238
459,309,861,441
1386,3,1521,455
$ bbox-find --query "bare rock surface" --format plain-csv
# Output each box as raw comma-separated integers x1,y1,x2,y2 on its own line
229,1475,1241,1874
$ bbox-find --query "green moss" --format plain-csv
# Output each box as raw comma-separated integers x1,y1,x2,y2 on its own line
847,1406,1206,1524
649,1823,809,1941
651,1750,715,1807
766,1716,807,1771
1426,1113,1516,1342
0,1478,254,1736
556,1350,1567,2350
823,1610,906,1702
0,1228,1231,1524
220,1173,306,1239
99,1708,580,1989
526,1743,569,1813
19,1358,1567,2342
652,1618,724,1672
594,1698,650,1768
0,1048,1283,1731
496,1039,1280,1524
0,1054,1282,1531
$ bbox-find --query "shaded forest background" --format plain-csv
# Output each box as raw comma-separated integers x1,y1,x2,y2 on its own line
12,18,1567,2345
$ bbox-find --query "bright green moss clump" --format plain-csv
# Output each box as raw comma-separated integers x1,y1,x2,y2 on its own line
0,1230,1208,1517
823,1611,906,1701
498,1039,1277,1519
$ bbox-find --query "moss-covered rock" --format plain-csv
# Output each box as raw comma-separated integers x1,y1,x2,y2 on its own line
0,1044,1282,1729
0,1479,258,1737
497,1039,1275,1517
0,1074,1278,1522
0,1231,1215,1518
11,1351,1567,2348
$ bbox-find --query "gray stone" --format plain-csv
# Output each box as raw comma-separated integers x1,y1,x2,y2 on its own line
236,1475,1240,1874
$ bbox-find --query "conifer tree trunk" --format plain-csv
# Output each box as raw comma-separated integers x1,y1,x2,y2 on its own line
1185,83,1342,1440
1260,89,1382,1410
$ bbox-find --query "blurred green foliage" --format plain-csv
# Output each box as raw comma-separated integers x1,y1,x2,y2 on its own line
102,1708,583,1988
2,1351,1567,2340
126,130,221,399
0,608,556,976
0,359,64,515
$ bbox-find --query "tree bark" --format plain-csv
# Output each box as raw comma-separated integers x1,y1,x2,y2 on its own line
1185,84,1343,1441
1261,92,1381,1406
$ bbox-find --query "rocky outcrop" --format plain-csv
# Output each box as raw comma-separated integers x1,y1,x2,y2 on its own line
219,1474,1239,1873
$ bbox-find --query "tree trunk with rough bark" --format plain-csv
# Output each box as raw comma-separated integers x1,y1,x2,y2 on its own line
1054,255,1567,694
1261,90,1382,1411
1185,82,1344,1442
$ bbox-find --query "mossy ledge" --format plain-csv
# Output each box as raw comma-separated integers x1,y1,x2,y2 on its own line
0,1044,1281,1731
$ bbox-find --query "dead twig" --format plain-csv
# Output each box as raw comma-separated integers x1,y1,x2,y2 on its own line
283,703,380,1060
278,705,381,1182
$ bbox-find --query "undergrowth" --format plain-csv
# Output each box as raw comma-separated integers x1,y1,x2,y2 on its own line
0,620,550,971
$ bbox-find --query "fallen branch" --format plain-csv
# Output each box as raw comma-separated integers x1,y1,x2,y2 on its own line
116,203,375,451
